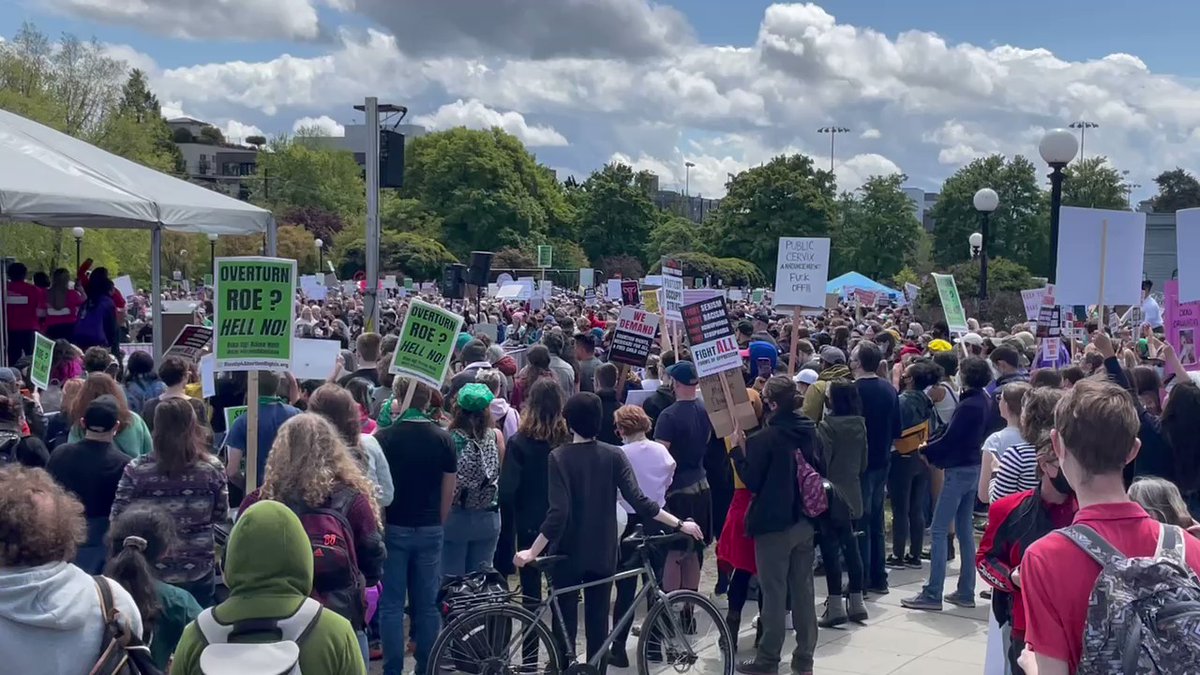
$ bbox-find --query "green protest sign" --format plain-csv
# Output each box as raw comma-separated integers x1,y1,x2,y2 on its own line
537,245,553,269
224,405,248,432
29,333,53,390
389,299,465,388
751,289,764,303
213,257,297,371
932,273,969,334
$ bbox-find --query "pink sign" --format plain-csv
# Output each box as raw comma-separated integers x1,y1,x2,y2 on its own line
1164,280,1200,373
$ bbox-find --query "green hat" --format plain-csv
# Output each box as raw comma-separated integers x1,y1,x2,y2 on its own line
457,383,494,412
455,332,473,352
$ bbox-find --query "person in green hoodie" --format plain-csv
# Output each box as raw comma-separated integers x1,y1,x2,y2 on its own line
800,346,852,424
170,500,366,675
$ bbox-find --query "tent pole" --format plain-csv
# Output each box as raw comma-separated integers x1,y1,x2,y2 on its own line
266,220,277,256
151,226,163,362
0,256,9,368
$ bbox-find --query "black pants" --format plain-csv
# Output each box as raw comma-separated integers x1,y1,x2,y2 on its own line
553,570,613,664
612,518,663,649
1009,633,1026,675
888,455,929,559
818,519,863,596
6,329,33,367
727,569,759,616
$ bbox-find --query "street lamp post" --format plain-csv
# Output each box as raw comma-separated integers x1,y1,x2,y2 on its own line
1068,120,1099,162
179,249,189,287
314,238,324,274
207,233,218,283
71,227,84,269
817,126,851,173
1039,129,1080,283
972,188,998,300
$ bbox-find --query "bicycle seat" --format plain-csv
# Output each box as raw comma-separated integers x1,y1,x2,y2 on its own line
528,554,569,570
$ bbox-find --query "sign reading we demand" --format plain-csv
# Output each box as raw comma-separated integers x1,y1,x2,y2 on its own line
214,257,297,371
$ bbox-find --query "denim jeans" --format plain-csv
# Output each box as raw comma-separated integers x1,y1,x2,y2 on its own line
856,466,889,589
380,525,444,675
442,507,501,578
924,465,981,599
75,517,110,575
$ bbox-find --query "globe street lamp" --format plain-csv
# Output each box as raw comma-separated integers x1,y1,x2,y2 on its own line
314,238,324,274
71,227,85,269
973,187,999,300
1039,129,1079,283
179,249,189,286
207,233,218,284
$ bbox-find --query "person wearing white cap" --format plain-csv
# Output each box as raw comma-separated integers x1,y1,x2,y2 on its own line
793,369,819,394
960,333,985,358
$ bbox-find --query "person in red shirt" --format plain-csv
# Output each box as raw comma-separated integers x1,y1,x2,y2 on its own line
76,260,126,313
5,262,44,365
977,442,1077,675
40,268,85,342
1020,353,1200,675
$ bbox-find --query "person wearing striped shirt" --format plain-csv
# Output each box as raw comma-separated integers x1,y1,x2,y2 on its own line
989,388,1063,503
978,382,1030,504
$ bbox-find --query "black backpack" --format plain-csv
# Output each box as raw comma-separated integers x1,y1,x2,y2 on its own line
0,431,19,464
90,576,162,675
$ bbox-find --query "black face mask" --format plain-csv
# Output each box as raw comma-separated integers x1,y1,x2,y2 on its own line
1050,468,1074,496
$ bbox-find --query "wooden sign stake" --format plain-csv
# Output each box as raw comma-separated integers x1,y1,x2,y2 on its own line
245,370,260,492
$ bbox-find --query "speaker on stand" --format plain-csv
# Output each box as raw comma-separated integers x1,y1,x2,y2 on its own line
467,251,494,321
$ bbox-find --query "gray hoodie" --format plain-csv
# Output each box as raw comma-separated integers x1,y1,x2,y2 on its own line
0,561,143,674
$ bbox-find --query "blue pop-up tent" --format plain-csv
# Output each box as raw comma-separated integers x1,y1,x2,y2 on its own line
826,271,901,300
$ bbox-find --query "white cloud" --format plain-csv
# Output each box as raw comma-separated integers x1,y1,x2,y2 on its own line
159,100,188,120
220,120,265,144
101,43,158,75
860,128,881,140
293,115,345,136
836,154,904,193
414,99,569,147
47,0,322,41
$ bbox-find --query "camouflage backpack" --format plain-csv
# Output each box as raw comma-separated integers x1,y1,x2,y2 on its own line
1060,523,1200,675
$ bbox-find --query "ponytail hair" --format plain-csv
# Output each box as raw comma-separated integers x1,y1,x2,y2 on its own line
104,507,176,635
762,375,802,417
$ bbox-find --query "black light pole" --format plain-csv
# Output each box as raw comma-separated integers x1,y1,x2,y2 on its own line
72,227,84,269
973,188,998,300
1039,129,1079,283
207,233,218,284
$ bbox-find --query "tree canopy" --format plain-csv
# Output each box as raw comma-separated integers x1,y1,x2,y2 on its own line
1151,168,1200,213
332,229,457,281
254,136,365,224
1061,156,1128,210
574,162,659,264
833,174,923,282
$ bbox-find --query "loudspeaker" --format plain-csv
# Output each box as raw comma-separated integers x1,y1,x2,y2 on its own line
379,129,405,189
442,263,467,299
468,251,494,287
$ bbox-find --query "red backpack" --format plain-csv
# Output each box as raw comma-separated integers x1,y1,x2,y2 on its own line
794,449,830,518
291,488,367,629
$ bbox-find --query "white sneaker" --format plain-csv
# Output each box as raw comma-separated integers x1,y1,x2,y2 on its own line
749,613,792,630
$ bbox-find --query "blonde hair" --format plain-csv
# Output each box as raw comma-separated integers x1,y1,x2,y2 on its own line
259,413,381,527
1129,477,1194,529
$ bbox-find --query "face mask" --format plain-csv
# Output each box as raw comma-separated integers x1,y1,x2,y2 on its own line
1050,467,1073,496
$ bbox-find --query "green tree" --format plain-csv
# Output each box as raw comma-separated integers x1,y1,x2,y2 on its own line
597,255,644,280
652,253,766,287
1062,156,1127,210
574,163,658,263
402,127,574,257
493,247,536,271
708,154,836,279
332,229,457,281
645,213,708,261
1150,168,1200,213
930,154,1048,273
117,68,160,122
51,33,125,136
254,136,366,223
198,125,225,145
833,174,923,280
379,194,442,239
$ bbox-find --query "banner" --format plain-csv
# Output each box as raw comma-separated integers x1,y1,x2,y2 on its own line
621,280,640,306
537,245,553,269
29,332,53,390
931,273,969,334
641,289,660,314
389,299,465,388
661,258,684,322
609,306,658,368
1165,280,1200,372
681,296,740,377
773,237,830,308
214,257,297,371
164,324,215,364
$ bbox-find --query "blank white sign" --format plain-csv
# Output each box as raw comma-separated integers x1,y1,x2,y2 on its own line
1054,207,1146,307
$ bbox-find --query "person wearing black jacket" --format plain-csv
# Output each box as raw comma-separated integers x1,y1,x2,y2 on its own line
730,376,821,675
594,363,622,445
902,356,991,612
513,392,702,666
642,351,678,436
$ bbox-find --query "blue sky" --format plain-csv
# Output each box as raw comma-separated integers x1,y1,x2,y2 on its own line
1,0,1194,201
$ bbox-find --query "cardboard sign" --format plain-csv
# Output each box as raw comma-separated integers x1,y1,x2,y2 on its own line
681,296,740,377
114,275,136,300
699,372,759,439
1021,287,1048,322
389,299,465,388
1165,280,1200,372
773,237,831,308
213,257,298,371
29,332,53,390
931,273,969,334
164,325,214,364
579,268,595,289
224,405,248,432
621,280,640,306
609,306,659,368
661,258,684,322
291,337,342,381
606,279,622,300
1054,207,1146,306
641,289,660,314
537,245,553,269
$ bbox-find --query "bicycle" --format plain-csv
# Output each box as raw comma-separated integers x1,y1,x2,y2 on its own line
427,525,735,675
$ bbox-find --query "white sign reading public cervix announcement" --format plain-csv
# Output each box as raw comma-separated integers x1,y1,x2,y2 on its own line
774,237,830,308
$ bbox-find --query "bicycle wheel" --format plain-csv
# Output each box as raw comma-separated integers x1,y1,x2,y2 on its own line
429,603,563,675
637,590,734,675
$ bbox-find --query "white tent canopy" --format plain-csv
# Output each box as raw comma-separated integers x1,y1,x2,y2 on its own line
0,108,277,364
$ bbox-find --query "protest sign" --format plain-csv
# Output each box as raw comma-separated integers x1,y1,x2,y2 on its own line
29,332,52,390
904,283,921,304
475,323,499,343
584,287,597,306
683,288,723,305
1165,280,1200,372
538,280,553,300
643,275,663,288
382,275,398,290
931,273,969,334
661,258,684,322
579,268,595,289
120,343,153,359
214,257,297,371
728,289,745,302
855,289,879,307
114,275,135,300
1055,207,1146,307
751,289,765,304
518,277,536,300
496,284,526,300
224,405,248,432
681,296,740,377
609,307,659,368
164,325,214,364
621,280,640,306
606,279,622,300
389,299,465,388
199,354,215,398
404,278,415,291
537,245,553,269
1178,208,1200,302
699,373,759,439
773,237,830,308
291,338,342,381
641,290,660,314
1021,287,1048,322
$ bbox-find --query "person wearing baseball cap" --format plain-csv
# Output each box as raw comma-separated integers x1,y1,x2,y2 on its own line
800,347,852,424
46,395,131,573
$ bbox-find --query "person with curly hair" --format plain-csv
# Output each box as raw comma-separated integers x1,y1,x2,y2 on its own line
307,384,393,507
0,466,144,674
240,413,384,663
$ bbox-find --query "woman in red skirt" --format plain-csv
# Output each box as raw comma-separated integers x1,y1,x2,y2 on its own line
717,388,763,646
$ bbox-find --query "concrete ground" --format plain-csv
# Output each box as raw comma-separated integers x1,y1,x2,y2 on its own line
370,555,990,674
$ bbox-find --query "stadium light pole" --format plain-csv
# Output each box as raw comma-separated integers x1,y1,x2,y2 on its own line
817,126,850,173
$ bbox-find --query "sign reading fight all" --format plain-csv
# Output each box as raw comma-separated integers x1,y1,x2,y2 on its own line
29,332,53,390
680,296,741,377
390,298,465,388
661,258,684,322
931,273,969,335
164,324,215,364
773,237,830,308
621,279,640,306
213,257,297,371
609,306,659,367
537,245,553,269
